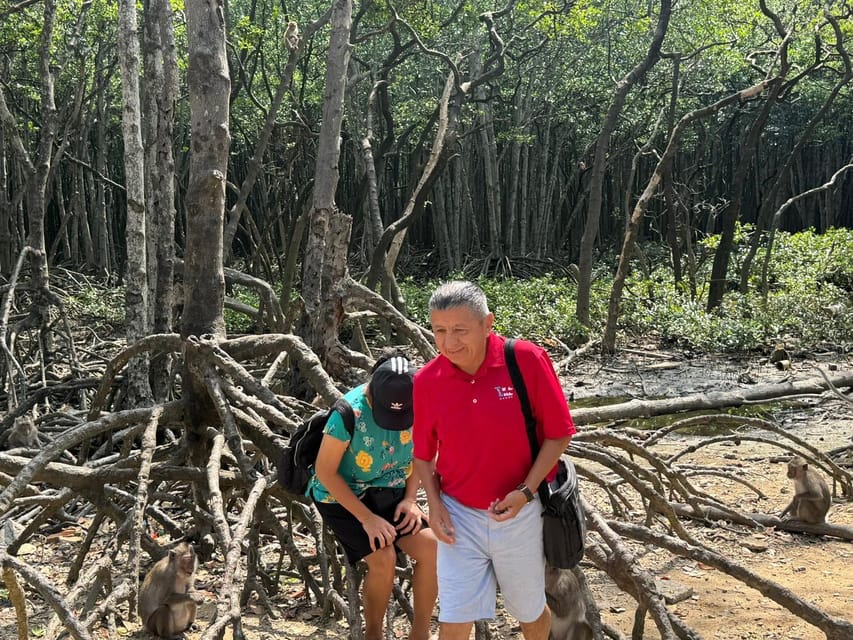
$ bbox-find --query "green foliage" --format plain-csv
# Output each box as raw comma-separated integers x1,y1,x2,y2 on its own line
224,285,262,334
64,284,125,326
402,228,852,354
401,275,592,348
622,227,853,352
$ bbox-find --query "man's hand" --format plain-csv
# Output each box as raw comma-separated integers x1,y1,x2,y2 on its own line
488,490,528,521
427,498,456,544
394,496,425,535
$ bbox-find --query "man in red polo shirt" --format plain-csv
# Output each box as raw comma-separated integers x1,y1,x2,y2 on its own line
413,280,576,640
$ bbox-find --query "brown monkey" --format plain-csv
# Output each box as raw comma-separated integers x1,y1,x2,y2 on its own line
284,21,300,51
6,416,41,449
545,566,593,640
138,542,201,638
780,456,831,524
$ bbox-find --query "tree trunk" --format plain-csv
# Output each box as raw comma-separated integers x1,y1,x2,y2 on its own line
576,0,671,326
118,0,152,405
0,0,58,354
182,0,230,434
602,81,768,353
0,126,11,273
300,0,353,372
707,1,789,311
143,0,179,401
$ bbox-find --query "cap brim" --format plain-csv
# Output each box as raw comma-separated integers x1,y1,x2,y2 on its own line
372,405,413,431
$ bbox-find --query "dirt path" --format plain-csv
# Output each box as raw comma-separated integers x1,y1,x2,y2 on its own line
2,348,851,639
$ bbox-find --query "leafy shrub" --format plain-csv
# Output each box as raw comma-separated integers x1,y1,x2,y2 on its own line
400,275,593,348
402,228,852,354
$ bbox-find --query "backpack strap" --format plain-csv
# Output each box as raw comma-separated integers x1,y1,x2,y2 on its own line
504,338,549,502
332,397,356,438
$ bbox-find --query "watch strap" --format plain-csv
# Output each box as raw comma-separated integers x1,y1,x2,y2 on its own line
517,483,535,503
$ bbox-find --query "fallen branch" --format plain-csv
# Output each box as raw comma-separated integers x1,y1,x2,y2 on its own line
608,519,853,640
0,552,92,640
570,371,853,425
669,502,853,541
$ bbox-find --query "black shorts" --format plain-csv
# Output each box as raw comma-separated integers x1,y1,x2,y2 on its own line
314,487,429,565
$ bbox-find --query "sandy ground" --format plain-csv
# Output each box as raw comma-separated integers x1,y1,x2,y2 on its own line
1,347,851,639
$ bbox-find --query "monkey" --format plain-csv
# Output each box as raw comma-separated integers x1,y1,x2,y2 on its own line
737,81,765,102
545,566,593,640
5,415,41,449
769,342,791,370
284,21,300,51
138,542,202,639
779,456,831,524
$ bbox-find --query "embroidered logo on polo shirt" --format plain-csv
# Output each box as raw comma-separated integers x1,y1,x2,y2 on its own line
495,386,515,400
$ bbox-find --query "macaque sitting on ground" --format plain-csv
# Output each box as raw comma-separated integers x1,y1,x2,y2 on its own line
5,415,42,449
138,541,202,638
780,456,831,524
545,566,593,640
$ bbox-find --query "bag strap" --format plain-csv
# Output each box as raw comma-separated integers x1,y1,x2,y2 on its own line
332,397,356,439
504,339,539,457
504,339,549,501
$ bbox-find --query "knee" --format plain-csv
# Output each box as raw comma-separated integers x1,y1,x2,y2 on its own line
365,545,397,578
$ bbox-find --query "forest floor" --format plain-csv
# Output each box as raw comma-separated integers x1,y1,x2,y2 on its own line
1,344,851,640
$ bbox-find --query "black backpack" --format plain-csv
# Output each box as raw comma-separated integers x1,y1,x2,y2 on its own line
278,397,356,496
504,338,586,569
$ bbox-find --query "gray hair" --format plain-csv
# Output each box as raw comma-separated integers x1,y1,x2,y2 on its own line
428,281,490,317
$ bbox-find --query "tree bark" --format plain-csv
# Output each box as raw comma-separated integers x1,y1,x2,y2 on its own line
182,0,230,432
118,0,152,405
300,0,353,372
570,370,853,426
142,0,179,401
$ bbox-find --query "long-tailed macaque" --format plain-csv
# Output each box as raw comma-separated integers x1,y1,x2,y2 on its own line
6,416,41,449
780,456,831,524
138,542,201,638
284,21,300,51
545,566,593,640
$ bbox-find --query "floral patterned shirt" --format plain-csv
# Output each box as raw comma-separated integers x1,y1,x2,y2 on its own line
306,384,414,504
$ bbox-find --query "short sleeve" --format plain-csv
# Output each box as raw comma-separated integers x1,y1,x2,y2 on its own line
324,409,352,442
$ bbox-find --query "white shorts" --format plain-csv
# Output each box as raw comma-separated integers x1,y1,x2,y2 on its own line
437,493,546,624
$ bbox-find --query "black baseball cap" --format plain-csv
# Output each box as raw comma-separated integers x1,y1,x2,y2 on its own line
368,356,415,431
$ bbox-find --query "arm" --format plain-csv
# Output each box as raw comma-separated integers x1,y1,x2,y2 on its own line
414,457,455,543
394,468,427,535
315,434,397,551
490,434,573,521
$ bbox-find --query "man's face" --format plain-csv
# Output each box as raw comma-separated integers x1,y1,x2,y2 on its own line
430,305,494,375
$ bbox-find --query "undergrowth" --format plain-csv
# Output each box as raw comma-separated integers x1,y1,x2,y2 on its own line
56,228,852,354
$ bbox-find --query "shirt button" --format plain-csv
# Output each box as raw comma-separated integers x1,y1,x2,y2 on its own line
473,398,478,404
470,379,475,384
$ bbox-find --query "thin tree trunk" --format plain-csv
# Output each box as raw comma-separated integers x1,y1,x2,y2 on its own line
300,0,353,372
707,0,789,310
603,81,768,353
0,127,11,273
143,0,179,401
118,0,152,405
576,0,671,326
182,0,231,435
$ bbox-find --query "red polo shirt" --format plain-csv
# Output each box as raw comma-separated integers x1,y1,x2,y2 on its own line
413,333,576,509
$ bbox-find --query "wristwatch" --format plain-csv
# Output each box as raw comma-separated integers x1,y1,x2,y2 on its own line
517,483,535,503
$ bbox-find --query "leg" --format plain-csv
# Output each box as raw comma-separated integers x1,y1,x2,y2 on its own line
362,544,397,640
397,529,438,640
438,621,474,640
518,606,551,640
